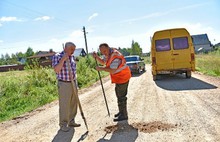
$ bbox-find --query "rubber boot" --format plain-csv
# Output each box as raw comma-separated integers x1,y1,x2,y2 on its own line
114,112,120,117
114,104,121,117
113,102,128,122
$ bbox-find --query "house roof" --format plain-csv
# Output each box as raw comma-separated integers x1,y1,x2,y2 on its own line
74,48,86,57
28,52,56,58
191,34,210,45
28,49,86,58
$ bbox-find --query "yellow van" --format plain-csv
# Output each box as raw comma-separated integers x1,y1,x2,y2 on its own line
151,28,195,80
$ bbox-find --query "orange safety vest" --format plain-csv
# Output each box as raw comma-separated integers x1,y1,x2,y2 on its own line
106,49,131,84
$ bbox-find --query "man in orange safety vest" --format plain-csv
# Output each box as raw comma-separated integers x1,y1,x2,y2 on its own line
93,43,131,122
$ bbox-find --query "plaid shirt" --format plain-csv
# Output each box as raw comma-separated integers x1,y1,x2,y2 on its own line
52,51,76,81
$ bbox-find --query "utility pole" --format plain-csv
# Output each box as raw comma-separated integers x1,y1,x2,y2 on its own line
83,26,89,58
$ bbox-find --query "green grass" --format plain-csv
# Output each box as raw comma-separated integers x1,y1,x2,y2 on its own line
195,49,220,76
0,68,58,122
0,56,108,122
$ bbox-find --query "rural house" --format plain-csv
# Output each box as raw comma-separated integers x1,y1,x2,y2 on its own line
191,34,212,53
73,48,87,57
28,50,56,66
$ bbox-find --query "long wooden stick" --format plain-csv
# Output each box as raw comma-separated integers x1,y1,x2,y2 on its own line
95,58,110,117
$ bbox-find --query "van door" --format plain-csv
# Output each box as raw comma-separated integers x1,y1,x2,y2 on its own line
171,30,192,70
154,30,173,71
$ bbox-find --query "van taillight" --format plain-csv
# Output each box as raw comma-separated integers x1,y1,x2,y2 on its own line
152,57,156,65
191,53,195,61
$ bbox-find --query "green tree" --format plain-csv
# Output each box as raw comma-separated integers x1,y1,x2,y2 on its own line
25,47,34,57
0,54,5,65
16,52,25,58
10,53,19,64
4,53,10,64
118,47,130,56
11,53,16,59
131,41,142,56
5,53,10,60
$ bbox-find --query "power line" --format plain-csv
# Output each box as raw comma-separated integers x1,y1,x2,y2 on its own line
2,0,67,23
0,1,91,52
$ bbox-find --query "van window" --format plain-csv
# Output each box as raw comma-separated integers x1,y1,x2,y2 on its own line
173,37,189,50
155,39,171,51
125,56,138,62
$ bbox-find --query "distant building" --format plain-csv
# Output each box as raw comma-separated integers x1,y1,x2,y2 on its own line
191,34,212,53
28,50,56,66
28,48,86,65
29,51,56,61
18,57,26,64
74,48,87,57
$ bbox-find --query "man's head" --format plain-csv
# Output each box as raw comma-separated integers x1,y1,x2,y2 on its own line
99,43,110,56
64,42,76,56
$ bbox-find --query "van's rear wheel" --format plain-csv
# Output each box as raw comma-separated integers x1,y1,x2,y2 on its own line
186,71,191,79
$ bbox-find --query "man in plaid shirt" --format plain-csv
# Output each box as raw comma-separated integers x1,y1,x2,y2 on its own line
52,42,80,132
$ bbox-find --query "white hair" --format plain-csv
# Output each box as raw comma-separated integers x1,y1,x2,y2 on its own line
65,42,76,48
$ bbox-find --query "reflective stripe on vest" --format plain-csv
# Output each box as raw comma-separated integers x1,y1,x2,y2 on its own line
112,64,128,74
106,51,126,74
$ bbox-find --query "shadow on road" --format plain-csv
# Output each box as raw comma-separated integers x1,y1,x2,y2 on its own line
155,74,217,91
52,128,75,142
76,131,89,142
97,120,138,142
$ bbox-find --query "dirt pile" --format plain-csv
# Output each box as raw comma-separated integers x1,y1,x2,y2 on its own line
132,121,178,133
104,121,178,134
104,125,118,133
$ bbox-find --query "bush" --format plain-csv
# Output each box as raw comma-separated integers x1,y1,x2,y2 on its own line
0,68,57,122
0,55,108,122
77,56,108,88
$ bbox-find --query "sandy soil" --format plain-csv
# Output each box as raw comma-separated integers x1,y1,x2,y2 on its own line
0,64,220,142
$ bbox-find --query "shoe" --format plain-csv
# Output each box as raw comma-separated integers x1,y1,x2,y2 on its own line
60,125,70,132
113,114,128,122
69,122,81,127
114,112,120,117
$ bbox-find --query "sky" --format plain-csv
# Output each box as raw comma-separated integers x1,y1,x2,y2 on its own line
0,0,220,55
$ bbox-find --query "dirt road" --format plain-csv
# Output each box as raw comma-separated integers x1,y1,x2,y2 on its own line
0,65,220,142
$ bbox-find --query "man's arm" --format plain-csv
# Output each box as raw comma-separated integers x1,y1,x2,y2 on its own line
96,58,121,74
53,54,69,74
96,66,117,74
93,52,105,65
95,56,105,65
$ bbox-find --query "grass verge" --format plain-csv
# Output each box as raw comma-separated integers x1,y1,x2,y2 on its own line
0,56,108,122
196,49,220,77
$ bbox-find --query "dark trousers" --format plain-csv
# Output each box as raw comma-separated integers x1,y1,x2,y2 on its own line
115,81,129,117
